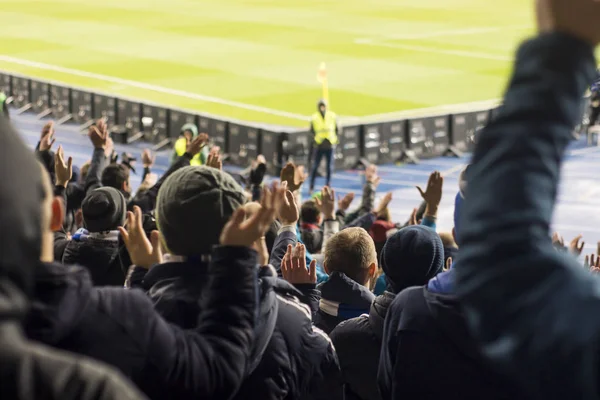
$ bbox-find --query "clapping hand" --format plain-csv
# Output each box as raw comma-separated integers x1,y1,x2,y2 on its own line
220,182,285,248
119,206,163,269
54,145,73,187
89,119,109,149
280,162,305,192
39,121,56,151
186,133,209,156
417,171,443,210
206,147,223,170
320,186,336,220
281,243,317,285
337,192,355,212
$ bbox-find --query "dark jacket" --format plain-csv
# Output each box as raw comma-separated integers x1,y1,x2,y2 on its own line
25,245,258,400
0,281,147,400
330,291,395,400
378,287,520,400
0,115,146,400
59,233,125,286
137,260,344,400
455,34,600,399
315,271,375,334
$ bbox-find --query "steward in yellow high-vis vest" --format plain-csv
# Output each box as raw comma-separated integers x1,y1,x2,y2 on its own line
309,99,338,192
171,123,209,166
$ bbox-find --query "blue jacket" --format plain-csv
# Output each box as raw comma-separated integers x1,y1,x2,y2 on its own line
456,33,599,399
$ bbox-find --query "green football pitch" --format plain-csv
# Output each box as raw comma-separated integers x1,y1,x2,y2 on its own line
0,0,535,127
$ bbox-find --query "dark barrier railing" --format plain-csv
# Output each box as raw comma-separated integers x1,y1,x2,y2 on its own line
6,70,587,174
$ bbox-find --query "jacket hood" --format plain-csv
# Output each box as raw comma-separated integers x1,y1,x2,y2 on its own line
0,117,45,307
368,291,396,341
380,225,444,294
180,123,198,138
25,262,94,344
423,287,480,360
318,271,375,319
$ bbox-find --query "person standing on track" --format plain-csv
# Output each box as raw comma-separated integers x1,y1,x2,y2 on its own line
309,99,338,193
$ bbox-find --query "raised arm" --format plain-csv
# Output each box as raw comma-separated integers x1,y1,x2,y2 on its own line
456,3,600,397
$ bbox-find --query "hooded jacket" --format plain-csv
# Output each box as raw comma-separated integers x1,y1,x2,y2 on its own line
136,261,344,400
25,245,259,400
314,271,375,334
0,115,146,400
378,287,521,400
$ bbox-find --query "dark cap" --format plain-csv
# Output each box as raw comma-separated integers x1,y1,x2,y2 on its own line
82,187,127,233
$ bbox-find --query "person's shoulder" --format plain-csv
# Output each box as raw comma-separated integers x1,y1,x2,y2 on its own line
329,314,370,343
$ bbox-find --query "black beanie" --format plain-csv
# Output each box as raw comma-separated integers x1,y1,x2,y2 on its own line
380,225,444,294
82,187,127,233
156,166,246,257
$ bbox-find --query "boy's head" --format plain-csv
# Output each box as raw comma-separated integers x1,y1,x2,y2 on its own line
301,200,321,225
156,166,246,257
324,227,377,286
101,164,131,194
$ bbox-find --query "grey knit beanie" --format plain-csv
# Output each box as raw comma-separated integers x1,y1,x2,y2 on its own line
156,166,246,257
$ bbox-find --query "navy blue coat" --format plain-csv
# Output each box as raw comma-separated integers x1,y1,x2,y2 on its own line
455,33,600,399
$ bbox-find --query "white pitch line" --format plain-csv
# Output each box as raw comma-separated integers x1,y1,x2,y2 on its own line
342,99,500,124
382,25,531,41
354,39,513,62
0,55,309,122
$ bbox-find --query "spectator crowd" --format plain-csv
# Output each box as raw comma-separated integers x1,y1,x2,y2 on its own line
3,0,600,399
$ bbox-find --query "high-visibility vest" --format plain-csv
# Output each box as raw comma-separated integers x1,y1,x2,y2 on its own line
0,92,6,111
173,137,203,166
311,111,338,145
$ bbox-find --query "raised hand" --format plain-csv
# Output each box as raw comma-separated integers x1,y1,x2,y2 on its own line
118,206,163,269
206,147,222,170
569,234,585,257
89,119,109,149
39,121,56,151
278,185,300,226
54,145,73,187
337,192,355,212
320,186,335,220
280,162,305,192
281,243,317,285
374,192,393,216
142,149,155,168
417,171,443,209
584,254,600,273
552,232,565,250
408,208,418,226
365,164,381,187
536,0,600,46
186,133,209,156
221,182,284,247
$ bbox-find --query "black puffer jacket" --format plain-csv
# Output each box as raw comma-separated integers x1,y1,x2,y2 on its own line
137,261,344,400
60,235,124,286
25,245,259,400
329,291,395,400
